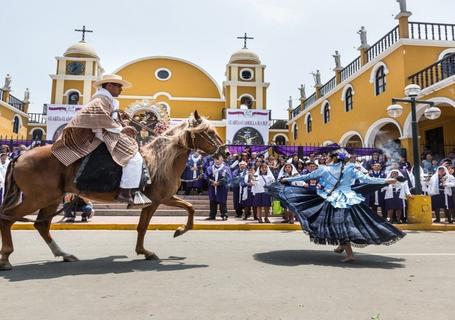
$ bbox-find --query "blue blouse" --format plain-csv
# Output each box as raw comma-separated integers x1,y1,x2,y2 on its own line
286,162,387,208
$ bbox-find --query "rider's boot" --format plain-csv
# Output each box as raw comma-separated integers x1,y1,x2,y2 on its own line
118,188,152,209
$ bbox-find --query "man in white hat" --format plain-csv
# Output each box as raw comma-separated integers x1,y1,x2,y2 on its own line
52,74,151,205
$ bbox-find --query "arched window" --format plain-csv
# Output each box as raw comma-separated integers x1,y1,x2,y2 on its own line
375,66,386,95
323,103,330,124
68,91,80,105
32,129,44,141
275,135,286,145
240,95,254,109
293,124,298,140
306,114,312,133
345,87,353,111
441,53,455,78
12,116,20,134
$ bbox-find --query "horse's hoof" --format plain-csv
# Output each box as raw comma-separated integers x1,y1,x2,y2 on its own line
0,261,12,271
63,255,79,262
144,252,160,262
173,228,184,238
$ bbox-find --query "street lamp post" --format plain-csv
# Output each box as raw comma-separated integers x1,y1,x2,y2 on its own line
387,84,441,195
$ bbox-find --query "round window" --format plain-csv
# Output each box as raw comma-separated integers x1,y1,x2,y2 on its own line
155,68,171,81
240,68,254,80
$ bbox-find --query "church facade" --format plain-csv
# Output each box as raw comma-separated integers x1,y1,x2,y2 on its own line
288,4,455,160
42,34,289,145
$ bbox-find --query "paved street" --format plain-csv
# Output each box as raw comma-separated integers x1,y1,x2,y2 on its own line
0,230,454,320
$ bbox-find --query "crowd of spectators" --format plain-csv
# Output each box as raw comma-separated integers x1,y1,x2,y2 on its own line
182,147,455,224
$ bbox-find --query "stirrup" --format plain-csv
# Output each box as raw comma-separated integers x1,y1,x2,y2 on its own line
127,191,152,209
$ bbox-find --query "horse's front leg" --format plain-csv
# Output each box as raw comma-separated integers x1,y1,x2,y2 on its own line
136,203,160,261
162,195,195,238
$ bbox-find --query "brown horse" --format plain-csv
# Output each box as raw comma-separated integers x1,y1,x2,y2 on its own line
0,111,225,270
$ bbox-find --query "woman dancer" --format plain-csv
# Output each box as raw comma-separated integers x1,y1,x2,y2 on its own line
269,149,405,262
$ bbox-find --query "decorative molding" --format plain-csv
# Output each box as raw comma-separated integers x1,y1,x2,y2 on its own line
369,61,389,84
118,93,225,102
272,133,289,142
364,118,402,146
340,84,355,101
339,130,363,146
0,100,29,118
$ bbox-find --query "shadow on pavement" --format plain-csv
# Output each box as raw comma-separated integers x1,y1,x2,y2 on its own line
0,255,208,282
254,250,406,269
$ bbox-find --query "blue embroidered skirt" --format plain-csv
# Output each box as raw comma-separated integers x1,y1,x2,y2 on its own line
267,183,405,247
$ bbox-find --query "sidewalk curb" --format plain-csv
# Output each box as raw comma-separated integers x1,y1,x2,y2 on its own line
11,223,455,231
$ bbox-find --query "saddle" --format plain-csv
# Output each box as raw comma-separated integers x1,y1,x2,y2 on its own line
74,143,149,193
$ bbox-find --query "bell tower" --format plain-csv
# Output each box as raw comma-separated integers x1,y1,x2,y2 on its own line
50,26,103,105
223,34,269,110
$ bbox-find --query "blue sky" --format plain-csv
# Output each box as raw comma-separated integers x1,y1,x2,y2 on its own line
1,0,455,118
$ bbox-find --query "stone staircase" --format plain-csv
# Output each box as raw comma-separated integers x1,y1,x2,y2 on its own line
91,193,236,216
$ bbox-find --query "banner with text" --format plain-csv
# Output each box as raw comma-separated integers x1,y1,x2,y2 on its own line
46,104,81,141
226,109,270,145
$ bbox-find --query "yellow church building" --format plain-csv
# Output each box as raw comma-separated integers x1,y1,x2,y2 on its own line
43,31,289,144
0,76,31,140
288,4,455,160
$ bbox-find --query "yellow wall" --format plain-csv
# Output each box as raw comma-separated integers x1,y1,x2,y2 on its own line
290,43,455,147
116,58,222,98
0,104,28,138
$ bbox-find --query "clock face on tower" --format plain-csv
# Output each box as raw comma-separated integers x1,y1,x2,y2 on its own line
66,61,85,75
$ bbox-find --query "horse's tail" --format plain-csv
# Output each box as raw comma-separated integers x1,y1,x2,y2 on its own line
1,158,22,213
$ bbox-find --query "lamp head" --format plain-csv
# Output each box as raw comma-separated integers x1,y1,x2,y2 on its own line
404,84,421,98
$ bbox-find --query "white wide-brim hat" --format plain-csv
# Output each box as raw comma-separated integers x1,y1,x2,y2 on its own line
93,74,132,89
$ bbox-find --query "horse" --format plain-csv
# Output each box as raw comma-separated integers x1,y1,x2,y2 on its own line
0,111,225,270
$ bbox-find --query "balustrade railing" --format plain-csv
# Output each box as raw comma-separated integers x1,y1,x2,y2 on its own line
0,89,3,101
408,52,455,89
28,113,47,124
340,57,361,81
320,76,336,97
367,26,400,62
8,94,25,112
291,106,301,118
409,21,455,41
303,93,317,109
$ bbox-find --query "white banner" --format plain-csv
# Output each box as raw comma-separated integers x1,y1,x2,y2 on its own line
226,109,270,145
46,104,82,141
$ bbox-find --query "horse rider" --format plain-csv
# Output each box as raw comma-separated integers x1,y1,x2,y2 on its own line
51,74,151,206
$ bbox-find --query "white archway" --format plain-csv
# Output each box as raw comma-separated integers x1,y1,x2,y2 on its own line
438,48,455,60
237,93,256,102
364,118,403,147
272,133,289,144
402,97,455,138
63,89,82,96
320,100,330,114
29,127,46,135
339,131,363,146
340,84,355,101
369,61,389,84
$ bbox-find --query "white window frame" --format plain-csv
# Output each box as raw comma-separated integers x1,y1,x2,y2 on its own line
155,68,172,81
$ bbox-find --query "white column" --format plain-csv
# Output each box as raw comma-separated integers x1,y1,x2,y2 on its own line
55,78,64,104
230,85,237,108
256,85,263,110
82,80,92,104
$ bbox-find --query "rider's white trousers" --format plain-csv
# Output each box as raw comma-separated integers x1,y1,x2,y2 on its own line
120,151,143,189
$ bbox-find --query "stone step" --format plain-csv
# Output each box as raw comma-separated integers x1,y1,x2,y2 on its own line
91,209,237,216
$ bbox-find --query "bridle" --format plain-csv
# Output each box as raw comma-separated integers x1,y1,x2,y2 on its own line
187,121,225,156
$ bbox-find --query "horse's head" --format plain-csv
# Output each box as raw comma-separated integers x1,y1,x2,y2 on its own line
185,110,226,157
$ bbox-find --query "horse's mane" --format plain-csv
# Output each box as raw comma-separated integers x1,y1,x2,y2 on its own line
141,117,213,184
